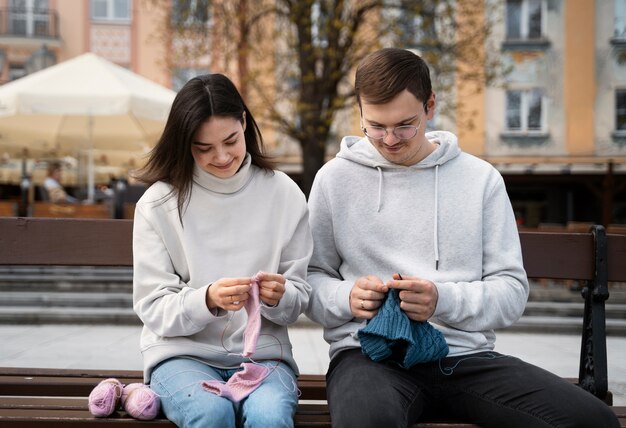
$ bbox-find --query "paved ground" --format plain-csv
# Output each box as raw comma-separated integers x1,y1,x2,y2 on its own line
1,324,624,406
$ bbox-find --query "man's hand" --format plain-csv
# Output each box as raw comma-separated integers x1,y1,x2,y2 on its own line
349,275,388,319
387,273,438,321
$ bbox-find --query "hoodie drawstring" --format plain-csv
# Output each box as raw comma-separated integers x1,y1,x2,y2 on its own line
434,164,440,270
376,166,383,212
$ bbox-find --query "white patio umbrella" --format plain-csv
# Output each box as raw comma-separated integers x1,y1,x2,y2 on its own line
0,52,175,201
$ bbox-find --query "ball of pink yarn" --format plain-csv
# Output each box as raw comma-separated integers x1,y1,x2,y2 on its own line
88,378,123,417
121,383,160,420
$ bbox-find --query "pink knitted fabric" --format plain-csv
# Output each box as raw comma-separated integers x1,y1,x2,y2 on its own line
202,362,270,402
202,273,272,402
242,273,262,357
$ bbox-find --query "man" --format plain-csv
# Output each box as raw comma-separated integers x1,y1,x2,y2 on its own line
43,161,77,204
305,48,618,428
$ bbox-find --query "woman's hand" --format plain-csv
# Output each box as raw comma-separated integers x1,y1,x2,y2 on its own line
206,277,252,311
256,272,286,307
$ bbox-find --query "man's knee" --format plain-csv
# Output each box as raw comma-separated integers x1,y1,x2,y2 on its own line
326,352,419,428
331,406,404,428
559,399,620,428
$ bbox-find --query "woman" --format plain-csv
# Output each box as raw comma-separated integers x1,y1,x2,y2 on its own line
132,74,312,427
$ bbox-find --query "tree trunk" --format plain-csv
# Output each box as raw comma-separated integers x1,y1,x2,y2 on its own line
300,137,326,198
237,0,248,99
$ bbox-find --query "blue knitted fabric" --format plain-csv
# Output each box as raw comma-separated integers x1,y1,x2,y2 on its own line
358,289,448,368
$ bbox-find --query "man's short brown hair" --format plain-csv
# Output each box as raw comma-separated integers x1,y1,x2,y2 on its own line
355,48,432,111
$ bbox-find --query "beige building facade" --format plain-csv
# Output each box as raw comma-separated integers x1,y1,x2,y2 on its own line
0,0,169,87
460,0,626,227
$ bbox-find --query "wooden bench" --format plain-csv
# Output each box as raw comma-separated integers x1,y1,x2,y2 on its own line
0,217,625,427
0,201,17,217
31,203,112,219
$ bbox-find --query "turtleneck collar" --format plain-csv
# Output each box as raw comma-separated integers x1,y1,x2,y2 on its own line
193,153,254,195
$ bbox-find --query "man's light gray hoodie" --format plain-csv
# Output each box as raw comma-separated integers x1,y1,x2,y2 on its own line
306,131,529,361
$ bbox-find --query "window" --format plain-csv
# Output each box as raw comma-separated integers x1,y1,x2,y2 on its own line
506,89,545,132
506,0,543,40
398,1,437,49
9,0,49,37
616,90,626,132
616,0,626,39
9,64,26,81
171,0,209,27
91,0,131,22
172,68,207,92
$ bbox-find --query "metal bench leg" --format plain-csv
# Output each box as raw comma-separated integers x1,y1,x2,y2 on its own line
578,225,609,404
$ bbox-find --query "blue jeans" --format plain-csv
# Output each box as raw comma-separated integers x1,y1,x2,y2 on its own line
326,349,619,428
150,357,298,428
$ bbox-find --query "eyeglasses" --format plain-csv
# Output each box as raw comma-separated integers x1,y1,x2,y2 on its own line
361,116,423,141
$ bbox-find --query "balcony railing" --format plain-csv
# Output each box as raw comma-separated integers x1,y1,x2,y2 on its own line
0,8,59,40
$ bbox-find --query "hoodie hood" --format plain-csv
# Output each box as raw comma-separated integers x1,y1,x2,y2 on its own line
336,130,461,169
335,131,461,270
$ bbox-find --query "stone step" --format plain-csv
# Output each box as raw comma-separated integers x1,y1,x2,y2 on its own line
0,266,133,282
528,284,626,304
0,291,132,308
0,282,132,293
523,302,626,319
0,306,140,324
503,316,626,336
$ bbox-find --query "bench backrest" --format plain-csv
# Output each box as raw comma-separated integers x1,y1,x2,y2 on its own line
1,218,625,283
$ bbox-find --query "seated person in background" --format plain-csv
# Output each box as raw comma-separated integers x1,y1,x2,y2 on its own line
43,161,77,204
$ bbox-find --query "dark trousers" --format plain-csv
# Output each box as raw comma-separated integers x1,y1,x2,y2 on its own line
326,349,619,428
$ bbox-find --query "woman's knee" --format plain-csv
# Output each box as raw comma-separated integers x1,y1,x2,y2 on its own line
240,407,294,428
240,363,297,427
150,358,236,427
160,390,236,428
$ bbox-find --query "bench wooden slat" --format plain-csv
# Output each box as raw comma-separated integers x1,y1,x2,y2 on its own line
0,397,328,417
520,232,594,280
0,376,327,400
0,399,333,427
0,409,174,426
0,218,133,266
0,396,86,410
0,368,326,400
608,233,626,281
3,404,624,428
0,401,489,428
0,202,17,217
0,367,144,379
31,203,112,219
